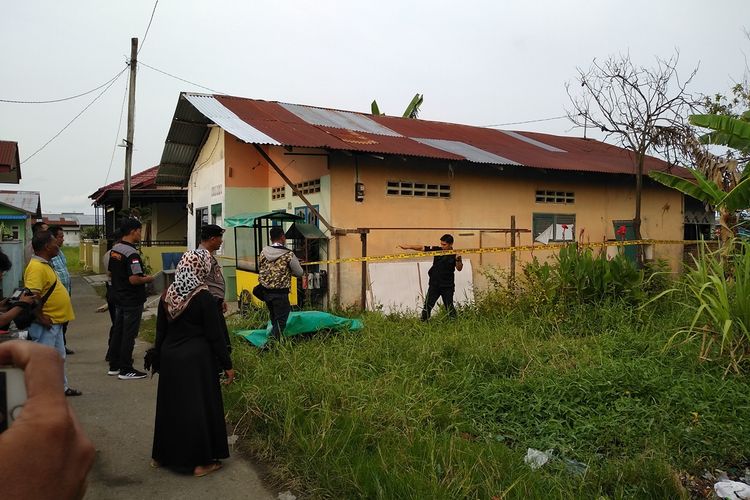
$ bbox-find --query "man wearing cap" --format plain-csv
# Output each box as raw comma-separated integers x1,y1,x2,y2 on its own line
198,224,231,353
107,218,155,380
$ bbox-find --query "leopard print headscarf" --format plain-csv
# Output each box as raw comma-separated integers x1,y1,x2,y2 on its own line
163,249,211,320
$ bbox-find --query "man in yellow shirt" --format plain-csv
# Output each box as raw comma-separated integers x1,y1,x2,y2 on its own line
23,230,81,396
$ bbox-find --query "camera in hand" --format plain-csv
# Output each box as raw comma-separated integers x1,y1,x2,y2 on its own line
7,288,35,309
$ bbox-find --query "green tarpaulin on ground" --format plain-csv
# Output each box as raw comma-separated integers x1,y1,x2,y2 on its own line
235,310,363,347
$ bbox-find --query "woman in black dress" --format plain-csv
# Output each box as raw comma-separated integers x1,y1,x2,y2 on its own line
151,249,235,477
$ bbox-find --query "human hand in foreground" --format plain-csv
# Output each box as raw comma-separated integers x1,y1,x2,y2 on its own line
223,369,235,385
0,340,95,500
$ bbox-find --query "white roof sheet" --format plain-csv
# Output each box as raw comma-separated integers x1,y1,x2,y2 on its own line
183,94,280,145
279,103,402,137
413,138,520,165
0,191,39,214
500,130,567,152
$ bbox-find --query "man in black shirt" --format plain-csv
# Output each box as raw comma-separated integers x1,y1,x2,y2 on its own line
399,233,463,321
106,218,154,380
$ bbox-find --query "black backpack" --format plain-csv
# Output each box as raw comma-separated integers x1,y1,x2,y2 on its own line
13,280,57,330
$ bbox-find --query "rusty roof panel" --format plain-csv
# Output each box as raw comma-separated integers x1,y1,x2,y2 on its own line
0,141,18,167
279,102,402,137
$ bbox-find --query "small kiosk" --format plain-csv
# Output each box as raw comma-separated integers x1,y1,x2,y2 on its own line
225,211,304,311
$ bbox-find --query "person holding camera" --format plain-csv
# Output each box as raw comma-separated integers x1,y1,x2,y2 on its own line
0,340,95,499
0,248,35,331
23,230,81,396
399,233,463,321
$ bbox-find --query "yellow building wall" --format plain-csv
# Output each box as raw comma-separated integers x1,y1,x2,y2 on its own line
327,154,685,307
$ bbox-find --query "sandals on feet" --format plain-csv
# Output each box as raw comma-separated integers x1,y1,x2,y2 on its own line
64,388,82,397
194,462,222,477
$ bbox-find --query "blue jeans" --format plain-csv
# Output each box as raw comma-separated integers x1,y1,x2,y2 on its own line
107,304,144,372
29,322,68,388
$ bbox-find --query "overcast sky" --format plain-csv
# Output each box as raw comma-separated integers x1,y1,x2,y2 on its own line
1,0,748,214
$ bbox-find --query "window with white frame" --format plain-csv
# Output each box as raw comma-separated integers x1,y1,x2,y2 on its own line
535,190,574,204
272,186,285,200
533,213,576,243
386,181,451,198
293,179,321,196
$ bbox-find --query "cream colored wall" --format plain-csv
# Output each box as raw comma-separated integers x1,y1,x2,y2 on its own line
328,155,685,307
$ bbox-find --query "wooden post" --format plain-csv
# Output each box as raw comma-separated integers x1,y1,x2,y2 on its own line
360,229,368,311
510,216,516,286
123,37,138,211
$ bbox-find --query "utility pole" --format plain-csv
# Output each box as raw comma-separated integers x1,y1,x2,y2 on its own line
123,37,138,211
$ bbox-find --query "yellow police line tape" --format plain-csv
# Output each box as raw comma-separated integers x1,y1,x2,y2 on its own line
294,239,707,267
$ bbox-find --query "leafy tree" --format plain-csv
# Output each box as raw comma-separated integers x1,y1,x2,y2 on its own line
566,53,699,261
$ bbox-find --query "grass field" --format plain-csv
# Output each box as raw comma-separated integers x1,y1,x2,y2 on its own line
61,246,84,274
137,245,750,498
209,302,749,499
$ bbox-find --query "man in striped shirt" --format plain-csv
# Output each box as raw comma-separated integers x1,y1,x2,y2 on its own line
49,225,74,355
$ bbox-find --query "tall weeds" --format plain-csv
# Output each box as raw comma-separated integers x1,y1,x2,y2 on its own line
671,239,750,374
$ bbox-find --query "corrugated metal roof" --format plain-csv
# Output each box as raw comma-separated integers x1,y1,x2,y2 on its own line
156,93,690,185
0,190,40,215
279,102,402,137
413,138,520,165
184,93,280,145
0,141,18,167
89,166,184,203
499,130,566,152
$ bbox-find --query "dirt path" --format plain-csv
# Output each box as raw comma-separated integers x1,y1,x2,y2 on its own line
64,276,274,500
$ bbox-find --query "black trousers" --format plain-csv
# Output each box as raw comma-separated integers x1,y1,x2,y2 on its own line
421,285,456,321
107,304,144,372
264,292,291,340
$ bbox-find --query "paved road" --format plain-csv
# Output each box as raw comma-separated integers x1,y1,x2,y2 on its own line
65,276,274,500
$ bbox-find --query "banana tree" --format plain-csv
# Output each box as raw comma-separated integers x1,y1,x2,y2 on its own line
371,93,424,118
690,113,750,153
650,168,750,242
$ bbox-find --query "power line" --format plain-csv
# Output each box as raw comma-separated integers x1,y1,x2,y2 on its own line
483,115,568,128
21,71,125,164
0,68,127,104
104,76,130,185
139,61,225,94
137,0,159,56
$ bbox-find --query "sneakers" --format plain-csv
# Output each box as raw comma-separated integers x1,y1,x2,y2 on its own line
118,369,147,380
107,369,120,376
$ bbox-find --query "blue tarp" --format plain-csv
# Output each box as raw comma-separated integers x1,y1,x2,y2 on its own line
235,310,363,347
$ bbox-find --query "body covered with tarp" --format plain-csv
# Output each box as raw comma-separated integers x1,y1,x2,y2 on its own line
235,310,363,347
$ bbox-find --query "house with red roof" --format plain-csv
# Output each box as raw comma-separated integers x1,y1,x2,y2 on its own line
155,93,700,309
0,141,22,184
89,166,187,273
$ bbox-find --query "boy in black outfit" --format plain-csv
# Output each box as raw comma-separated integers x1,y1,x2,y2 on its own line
399,234,463,320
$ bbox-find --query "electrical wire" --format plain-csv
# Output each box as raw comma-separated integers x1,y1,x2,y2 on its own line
21,70,126,164
483,115,568,128
0,68,127,104
139,61,225,94
103,76,130,185
137,0,159,56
